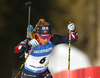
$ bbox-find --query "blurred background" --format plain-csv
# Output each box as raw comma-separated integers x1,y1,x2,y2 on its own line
0,0,100,78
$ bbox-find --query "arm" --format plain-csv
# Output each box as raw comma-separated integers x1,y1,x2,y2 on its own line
50,23,78,45
14,38,31,53
50,32,78,45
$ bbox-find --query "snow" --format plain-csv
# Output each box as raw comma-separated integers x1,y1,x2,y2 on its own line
48,44,92,73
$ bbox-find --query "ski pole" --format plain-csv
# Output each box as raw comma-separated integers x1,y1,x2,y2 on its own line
68,21,72,78
25,2,32,38
15,2,33,78
15,47,34,78
19,2,33,59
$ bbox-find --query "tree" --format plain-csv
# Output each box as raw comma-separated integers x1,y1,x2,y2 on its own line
96,0,100,66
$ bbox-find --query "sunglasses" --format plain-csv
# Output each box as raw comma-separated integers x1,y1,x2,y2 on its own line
40,35,51,39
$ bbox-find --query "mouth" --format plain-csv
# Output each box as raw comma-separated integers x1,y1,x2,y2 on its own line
43,42,47,44
44,42,47,44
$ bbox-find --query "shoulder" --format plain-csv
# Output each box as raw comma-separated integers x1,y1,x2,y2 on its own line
23,37,31,42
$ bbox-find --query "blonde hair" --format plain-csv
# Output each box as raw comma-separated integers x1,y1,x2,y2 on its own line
30,19,50,39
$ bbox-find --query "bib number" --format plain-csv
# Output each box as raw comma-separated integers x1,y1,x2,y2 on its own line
39,57,46,64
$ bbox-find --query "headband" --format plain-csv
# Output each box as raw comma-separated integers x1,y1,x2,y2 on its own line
37,25,51,34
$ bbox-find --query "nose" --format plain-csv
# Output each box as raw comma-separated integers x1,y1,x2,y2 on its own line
44,38,48,42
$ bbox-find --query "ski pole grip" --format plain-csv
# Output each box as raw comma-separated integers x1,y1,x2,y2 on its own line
25,2,32,7
69,21,72,33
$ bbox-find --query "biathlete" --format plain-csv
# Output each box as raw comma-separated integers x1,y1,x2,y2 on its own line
14,19,78,78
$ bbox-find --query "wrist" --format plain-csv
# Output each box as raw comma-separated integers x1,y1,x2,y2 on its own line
28,41,32,46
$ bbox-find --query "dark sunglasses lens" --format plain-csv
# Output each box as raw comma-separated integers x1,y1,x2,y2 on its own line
40,36,51,39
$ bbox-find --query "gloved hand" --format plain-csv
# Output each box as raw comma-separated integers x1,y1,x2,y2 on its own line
14,41,26,53
68,23,75,31
29,39,39,47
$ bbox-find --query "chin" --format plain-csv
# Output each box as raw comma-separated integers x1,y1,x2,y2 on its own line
42,42,47,45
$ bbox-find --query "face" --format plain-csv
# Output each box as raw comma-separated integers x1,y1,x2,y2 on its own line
37,33,51,45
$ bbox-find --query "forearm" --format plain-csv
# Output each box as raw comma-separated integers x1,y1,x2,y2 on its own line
14,38,31,53
14,41,26,53
71,29,78,41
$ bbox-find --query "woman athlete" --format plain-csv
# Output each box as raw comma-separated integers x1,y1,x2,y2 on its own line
14,19,78,78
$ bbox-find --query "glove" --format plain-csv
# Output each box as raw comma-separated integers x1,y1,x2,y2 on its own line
29,39,39,47
68,23,75,30
14,42,25,53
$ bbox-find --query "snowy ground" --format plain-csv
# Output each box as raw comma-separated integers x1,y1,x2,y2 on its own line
48,44,92,73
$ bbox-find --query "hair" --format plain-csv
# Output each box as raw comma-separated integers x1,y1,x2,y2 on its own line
30,19,50,39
